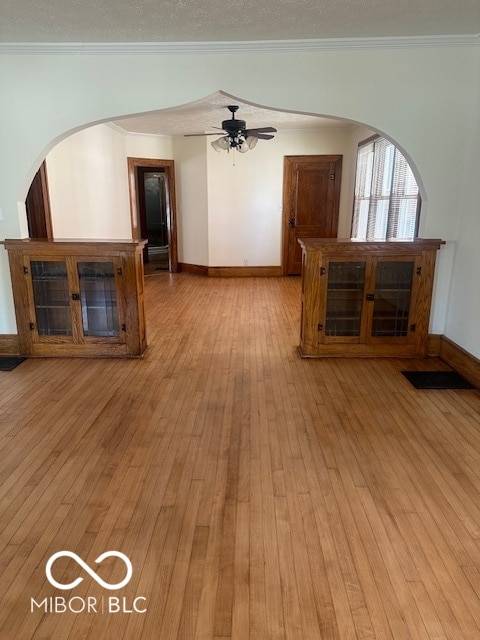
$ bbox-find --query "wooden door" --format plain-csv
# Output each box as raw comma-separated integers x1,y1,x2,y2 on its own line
282,155,342,275
25,161,53,239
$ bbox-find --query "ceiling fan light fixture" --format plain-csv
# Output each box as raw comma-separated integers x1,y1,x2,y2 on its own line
211,136,230,152
189,106,277,157
213,134,259,154
238,135,258,153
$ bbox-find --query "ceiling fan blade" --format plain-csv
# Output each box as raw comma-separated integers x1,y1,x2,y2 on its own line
245,127,277,135
250,133,275,140
184,132,226,137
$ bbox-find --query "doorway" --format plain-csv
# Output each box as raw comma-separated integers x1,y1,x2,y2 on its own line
128,157,178,272
282,155,342,275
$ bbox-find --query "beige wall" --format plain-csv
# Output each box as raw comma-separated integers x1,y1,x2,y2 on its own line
46,125,173,239
206,127,355,267
44,122,358,269
46,124,132,239
172,135,209,266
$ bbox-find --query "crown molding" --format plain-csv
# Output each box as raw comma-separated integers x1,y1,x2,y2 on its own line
0,34,479,55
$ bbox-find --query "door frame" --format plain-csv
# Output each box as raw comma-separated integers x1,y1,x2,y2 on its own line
281,154,342,275
127,157,178,272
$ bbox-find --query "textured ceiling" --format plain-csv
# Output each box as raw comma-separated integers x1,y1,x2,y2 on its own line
111,93,351,136
1,0,479,42
3,1,478,137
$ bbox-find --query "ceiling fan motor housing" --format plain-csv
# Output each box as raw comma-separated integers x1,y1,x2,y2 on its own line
222,118,246,134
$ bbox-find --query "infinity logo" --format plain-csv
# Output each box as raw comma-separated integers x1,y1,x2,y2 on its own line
46,551,133,591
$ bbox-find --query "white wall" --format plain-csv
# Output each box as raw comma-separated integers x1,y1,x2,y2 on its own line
443,51,480,352
0,45,479,356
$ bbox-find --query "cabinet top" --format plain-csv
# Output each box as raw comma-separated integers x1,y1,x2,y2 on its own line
3,238,148,253
298,238,445,253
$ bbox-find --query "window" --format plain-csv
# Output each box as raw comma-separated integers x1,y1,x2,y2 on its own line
351,136,420,241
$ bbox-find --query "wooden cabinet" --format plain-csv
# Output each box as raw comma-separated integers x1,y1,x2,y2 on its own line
5,239,147,357
298,238,444,358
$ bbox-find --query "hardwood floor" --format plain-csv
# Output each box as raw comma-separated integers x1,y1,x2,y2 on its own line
1,273,480,639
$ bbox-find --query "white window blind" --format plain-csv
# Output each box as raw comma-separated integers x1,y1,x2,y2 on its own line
351,137,420,240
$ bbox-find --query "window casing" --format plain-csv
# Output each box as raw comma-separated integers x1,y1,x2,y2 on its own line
351,136,420,241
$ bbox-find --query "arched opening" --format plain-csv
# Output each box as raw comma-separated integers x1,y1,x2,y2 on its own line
24,91,424,275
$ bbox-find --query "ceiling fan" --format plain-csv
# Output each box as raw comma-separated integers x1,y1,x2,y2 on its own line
185,105,277,153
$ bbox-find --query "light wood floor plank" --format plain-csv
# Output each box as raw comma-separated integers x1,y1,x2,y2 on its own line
1,273,480,639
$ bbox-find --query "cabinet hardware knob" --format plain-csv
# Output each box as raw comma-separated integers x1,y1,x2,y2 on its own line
366,293,375,301
71,293,80,300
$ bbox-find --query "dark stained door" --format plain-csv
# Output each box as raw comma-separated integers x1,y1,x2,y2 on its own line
283,155,342,275
25,161,53,239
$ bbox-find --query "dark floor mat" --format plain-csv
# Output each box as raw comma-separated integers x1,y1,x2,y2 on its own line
401,370,475,389
0,357,27,371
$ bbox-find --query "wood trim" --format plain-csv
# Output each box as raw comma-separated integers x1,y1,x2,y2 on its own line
300,329,442,359
427,333,442,357
4,238,147,253
127,157,178,272
298,238,445,253
207,266,283,277
439,336,480,389
281,157,292,275
177,262,209,276
0,334,20,355
177,263,283,277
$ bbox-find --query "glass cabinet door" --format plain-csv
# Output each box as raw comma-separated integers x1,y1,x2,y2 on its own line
31,260,73,336
325,261,366,337
77,261,120,337
371,260,414,337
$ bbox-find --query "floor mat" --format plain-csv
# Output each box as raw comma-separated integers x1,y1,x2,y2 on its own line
401,370,475,389
0,357,27,371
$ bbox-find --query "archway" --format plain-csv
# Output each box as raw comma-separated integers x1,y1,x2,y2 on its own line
22,91,425,275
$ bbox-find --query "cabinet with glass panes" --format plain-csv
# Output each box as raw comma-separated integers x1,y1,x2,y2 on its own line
5,239,147,357
298,238,444,358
